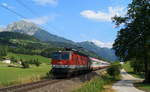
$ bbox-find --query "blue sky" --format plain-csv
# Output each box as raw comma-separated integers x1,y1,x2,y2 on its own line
0,0,131,43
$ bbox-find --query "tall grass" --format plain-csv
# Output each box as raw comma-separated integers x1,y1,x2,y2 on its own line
0,75,41,86
72,75,115,92
0,63,50,87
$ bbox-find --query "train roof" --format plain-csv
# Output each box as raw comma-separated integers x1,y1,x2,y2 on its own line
54,50,88,57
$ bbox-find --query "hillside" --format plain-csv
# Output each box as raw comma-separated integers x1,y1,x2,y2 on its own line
0,21,116,61
0,32,102,59
77,41,118,61
5,20,75,44
0,31,38,41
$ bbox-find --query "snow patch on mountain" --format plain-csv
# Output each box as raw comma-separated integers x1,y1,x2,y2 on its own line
88,40,113,48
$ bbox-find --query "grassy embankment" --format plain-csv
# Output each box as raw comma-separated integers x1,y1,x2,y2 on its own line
0,53,51,87
72,76,116,92
123,61,150,92
72,69,120,92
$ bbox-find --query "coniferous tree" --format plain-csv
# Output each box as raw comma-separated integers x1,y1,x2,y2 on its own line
0,46,7,58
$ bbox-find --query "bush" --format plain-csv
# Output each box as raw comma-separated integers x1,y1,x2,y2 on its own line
29,59,41,67
0,46,7,58
10,56,18,63
21,61,29,68
107,62,121,79
34,59,41,67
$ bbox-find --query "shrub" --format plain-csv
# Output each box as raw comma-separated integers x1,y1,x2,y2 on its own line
107,62,121,79
0,46,7,58
29,59,41,67
34,59,41,67
10,56,18,63
21,61,29,68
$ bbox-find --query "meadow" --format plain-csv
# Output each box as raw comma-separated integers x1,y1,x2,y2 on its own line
7,53,51,64
0,62,51,87
0,53,51,87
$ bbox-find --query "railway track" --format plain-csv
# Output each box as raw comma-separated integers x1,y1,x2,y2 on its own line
0,69,107,92
0,79,61,92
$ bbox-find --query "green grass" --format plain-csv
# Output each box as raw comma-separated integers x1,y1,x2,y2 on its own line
0,62,51,87
72,75,118,92
122,62,144,78
7,53,51,64
135,83,150,92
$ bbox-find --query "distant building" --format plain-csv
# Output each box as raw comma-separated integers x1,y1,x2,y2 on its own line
120,62,124,64
2,59,11,64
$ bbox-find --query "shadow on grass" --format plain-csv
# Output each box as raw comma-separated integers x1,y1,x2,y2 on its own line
134,82,150,92
127,72,144,78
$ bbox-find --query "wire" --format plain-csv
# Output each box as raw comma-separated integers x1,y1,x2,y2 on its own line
0,3,61,34
14,0,63,34
15,0,39,17
0,4,27,19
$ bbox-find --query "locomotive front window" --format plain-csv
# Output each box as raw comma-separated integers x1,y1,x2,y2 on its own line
52,52,70,60
52,53,61,59
61,53,69,60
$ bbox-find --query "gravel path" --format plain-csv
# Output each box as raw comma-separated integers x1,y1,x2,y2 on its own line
112,69,145,92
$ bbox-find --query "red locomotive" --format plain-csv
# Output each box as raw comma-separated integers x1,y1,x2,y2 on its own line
51,48,110,77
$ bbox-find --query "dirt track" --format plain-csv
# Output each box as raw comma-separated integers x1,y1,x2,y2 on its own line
112,69,144,92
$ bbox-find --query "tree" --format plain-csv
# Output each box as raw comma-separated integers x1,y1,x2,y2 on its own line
112,0,150,83
107,62,121,78
21,61,29,68
0,46,7,58
34,59,41,67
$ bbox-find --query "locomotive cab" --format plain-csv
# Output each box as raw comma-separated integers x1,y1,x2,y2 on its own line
51,51,71,67
52,52,71,60
51,50,90,78
51,51,73,77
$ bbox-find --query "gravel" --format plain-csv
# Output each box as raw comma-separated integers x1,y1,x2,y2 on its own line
28,70,102,92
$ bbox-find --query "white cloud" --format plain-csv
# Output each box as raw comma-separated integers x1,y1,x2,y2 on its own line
80,6,126,22
24,15,55,25
33,0,58,6
89,40,113,48
1,3,14,9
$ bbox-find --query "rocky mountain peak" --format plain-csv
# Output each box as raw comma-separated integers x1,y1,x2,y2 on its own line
6,20,40,35
87,40,113,48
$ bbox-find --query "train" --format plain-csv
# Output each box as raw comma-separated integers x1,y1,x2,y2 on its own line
51,48,110,78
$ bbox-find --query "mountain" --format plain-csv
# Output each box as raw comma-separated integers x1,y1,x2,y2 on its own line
0,31,38,41
0,32,103,59
77,40,118,61
0,31,49,49
0,20,116,61
5,20,74,44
